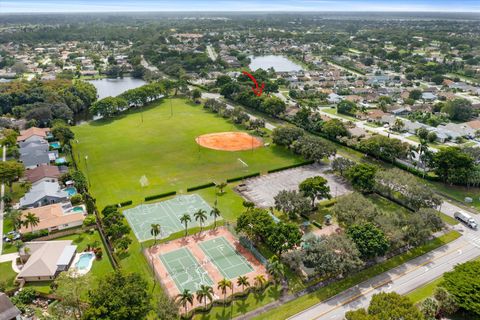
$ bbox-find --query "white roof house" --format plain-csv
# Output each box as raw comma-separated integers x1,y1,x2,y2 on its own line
17,240,77,282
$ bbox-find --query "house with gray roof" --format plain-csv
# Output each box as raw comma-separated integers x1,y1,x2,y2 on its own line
19,139,56,169
0,293,20,320
19,181,68,208
17,240,77,283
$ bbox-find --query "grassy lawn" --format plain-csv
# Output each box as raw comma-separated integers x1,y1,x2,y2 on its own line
253,230,461,320
406,277,444,304
430,181,480,212
72,98,302,209
0,261,17,291
2,218,17,254
193,285,282,320
321,108,358,122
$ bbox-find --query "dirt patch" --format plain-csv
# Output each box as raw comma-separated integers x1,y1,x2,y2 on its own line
195,131,263,151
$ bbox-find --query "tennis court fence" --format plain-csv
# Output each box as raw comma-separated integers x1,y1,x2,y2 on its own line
226,222,268,266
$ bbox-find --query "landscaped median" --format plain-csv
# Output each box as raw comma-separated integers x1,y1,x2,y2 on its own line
251,230,461,320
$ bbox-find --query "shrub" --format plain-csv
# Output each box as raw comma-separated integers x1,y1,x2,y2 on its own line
267,160,315,173
312,220,322,229
145,191,176,201
70,194,83,205
95,248,103,259
22,229,49,241
187,182,215,192
14,287,36,304
226,172,260,183
83,215,96,227
119,200,133,207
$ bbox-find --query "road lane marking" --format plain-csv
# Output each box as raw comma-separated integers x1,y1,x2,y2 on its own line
293,242,472,320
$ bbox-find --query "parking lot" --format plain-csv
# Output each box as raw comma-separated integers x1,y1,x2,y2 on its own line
238,163,352,208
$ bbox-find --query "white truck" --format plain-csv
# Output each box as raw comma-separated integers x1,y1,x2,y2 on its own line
454,211,478,229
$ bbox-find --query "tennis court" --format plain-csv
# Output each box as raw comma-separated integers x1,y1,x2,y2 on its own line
159,247,214,292
199,236,254,279
123,194,214,241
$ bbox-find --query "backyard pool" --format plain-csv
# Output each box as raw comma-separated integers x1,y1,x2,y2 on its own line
64,187,77,196
72,206,84,213
49,141,61,149
73,252,95,275
55,157,67,165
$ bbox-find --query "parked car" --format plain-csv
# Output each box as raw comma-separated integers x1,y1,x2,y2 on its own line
3,231,21,242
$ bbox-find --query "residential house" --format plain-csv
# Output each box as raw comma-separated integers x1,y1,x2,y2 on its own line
19,181,69,208
17,240,77,283
0,293,20,320
437,123,474,140
24,164,61,186
19,203,86,234
421,92,437,101
16,127,50,143
19,140,52,169
327,93,342,104
364,109,386,123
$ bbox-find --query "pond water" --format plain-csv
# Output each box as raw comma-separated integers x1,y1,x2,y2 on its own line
88,77,147,99
249,55,303,72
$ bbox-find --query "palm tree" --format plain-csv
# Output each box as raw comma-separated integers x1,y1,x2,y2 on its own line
217,278,233,307
150,223,161,245
194,209,207,233
6,209,23,231
180,214,191,237
216,182,227,194
236,276,250,293
210,207,221,229
196,284,214,310
176,289,194,315
23,212,40,233
13,240,24,264
267,255,285,285
253,274,267,290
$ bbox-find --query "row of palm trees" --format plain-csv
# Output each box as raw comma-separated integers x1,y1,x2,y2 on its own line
150,208,222,244
176,275,267,315
6,209,40,234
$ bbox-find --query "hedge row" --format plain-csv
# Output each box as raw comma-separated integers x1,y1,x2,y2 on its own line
267,160,315,173
187,182,215,192
145,191,176,201
226,172,260,183
312,220,323,229
22,229,49,241
119,200,133,207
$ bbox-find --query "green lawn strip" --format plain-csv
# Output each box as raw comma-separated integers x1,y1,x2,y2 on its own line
321,108,358,122
406,277,444,304
193,285,282,320
429,181,480,212
439,212,459,225
253,230,461,320
72,98,302,209
0,261,17,291
2,218,17,254
24,281,53,295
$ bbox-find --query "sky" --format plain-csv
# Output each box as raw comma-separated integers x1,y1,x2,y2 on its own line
1,0,480,13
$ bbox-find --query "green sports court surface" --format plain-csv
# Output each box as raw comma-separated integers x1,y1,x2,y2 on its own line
123,194,213,241
199,236,254,279
159,247,213,292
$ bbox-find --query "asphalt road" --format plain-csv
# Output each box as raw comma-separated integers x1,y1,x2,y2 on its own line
288,201,480,320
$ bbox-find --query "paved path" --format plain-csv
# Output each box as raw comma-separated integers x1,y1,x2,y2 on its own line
0,252,18,263
286,200,480,320
0,145,6,254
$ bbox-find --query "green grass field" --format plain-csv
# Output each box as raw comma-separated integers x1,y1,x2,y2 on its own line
72,98,302,209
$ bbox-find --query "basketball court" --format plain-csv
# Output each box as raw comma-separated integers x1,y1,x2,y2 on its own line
123,194,214,241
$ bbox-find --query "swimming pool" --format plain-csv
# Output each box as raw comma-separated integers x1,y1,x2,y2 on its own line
64,187,77,196
72,206,84,213
49,141,61,149
74,252,95,274
55,157,67,165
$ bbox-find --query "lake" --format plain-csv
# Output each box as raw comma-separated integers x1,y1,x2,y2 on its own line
249,55,303,72
88,77,147,99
